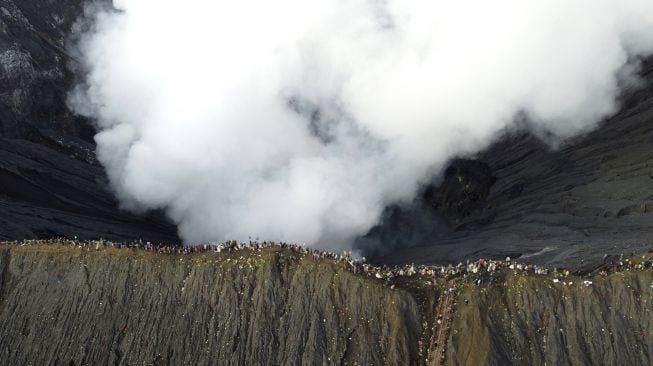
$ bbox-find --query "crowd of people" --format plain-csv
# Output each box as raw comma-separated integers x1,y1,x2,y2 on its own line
2,238,652,287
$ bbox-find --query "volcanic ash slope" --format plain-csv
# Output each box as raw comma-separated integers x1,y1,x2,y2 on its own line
0,244,652,365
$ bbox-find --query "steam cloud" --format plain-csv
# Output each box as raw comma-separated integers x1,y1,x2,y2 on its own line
70,0,653,248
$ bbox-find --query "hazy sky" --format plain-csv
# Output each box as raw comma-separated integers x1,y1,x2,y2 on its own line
70,0,653,248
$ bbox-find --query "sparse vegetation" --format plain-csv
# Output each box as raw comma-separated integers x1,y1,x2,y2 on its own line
0,241,651,365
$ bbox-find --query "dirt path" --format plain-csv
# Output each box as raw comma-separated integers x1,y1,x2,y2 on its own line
426,283,457,366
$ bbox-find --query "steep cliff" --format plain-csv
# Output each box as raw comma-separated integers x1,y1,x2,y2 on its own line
0,244,423,365
0,243,651,365
444,270,653,366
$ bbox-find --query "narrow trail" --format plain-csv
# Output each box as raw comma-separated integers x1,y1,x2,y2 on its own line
426,281,457,366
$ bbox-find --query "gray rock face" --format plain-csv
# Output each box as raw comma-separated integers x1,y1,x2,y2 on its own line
0,137,178,242
375,60,653,271
0,0,85,137
0,0,179,243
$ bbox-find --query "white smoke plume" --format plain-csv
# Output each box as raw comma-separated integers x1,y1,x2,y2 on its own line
70,0,653,248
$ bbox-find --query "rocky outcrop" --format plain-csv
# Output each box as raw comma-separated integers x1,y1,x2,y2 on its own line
0,0,90,138
0,244,651,365
424,159,496,223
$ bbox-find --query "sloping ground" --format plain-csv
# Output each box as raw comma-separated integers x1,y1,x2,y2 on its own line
444,270,653,366
375,59,653,271
0,243,651,365
0,136,178,243
0,244,422,365
0,0,179,243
